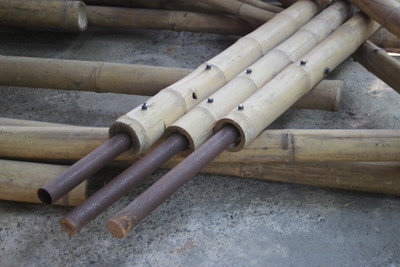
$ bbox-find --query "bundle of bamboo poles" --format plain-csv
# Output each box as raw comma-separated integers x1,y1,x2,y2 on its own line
0,0,399,238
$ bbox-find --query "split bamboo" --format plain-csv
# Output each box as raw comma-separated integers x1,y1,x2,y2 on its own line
1,127,398,163
0,159,86,206
109,1,320,155
0,55,191,96
216,13,380,151
240,0,284,13
369,28,400,49
87,6,261,35
168,2,350,150
346,0,400,38
353,40,400,93
200,0,275,22
0,0,88,32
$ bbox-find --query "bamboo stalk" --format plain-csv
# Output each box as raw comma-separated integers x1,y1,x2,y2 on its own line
0,0,88,32
369,28,400,49
239,0,284,13
0,55,191,96
0,159,86,206
87,6,261,35
109,1,320,155
0,118,72,127
200,0,275,22
346,0,400,38
353,40,400,93
216,13,380,151
0,127,398,163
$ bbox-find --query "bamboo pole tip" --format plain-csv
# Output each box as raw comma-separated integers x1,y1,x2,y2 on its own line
37,188,53,205
106,216,135,239
60,218,79,236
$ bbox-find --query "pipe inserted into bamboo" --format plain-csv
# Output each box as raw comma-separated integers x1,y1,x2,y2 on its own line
87,6,261,35
200,0,275,22
0,160,86,206
1,126,398,163
353,40,400,93
369,28,400,49
0,55,191,96
0,0,88,32
346,0,400,38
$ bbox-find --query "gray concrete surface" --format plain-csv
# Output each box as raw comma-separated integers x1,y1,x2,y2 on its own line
0,25,399,267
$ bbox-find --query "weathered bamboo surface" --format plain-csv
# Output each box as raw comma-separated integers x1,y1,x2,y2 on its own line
110,1,319,155
346,0,400,38
240,0,284,13
169,2,350,150
0,55,191,96
201,0,275,22
369,28,400,49
198,162,400,196
1,127,399,163
353,40,400,93
87,6,261,35
0,160,86,206
216,13,380,151
0,0,88,32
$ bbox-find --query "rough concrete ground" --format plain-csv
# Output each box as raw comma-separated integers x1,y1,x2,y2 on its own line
0,25,399,266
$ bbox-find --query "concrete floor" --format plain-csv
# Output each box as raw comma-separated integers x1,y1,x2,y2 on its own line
0,25,399,266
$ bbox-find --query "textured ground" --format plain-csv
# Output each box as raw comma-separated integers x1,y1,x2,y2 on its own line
0,25,399,266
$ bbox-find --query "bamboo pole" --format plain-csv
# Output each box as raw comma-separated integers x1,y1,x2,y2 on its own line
0,118,72,127
0,0,88,32
0,127,398,163
87,6,261,35
168,2,350,150
346,0,400,39
238,0,284,13
369,28,400,49
0,55,191,96
353,40,400,93
109,1,320,155
215,13,380,151
0,159,86,206
200,0,275,22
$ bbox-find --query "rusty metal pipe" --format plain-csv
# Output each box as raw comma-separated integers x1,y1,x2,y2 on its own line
38,133,132,205
107,125,239,238
60,133,187,235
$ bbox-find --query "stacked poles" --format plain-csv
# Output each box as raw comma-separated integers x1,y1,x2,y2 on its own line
106,12,381,238
39,0,321,206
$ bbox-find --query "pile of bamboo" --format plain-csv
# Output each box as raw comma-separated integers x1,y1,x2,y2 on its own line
0,0,399,238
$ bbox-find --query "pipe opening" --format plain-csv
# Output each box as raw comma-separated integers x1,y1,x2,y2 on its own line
37,188,53,205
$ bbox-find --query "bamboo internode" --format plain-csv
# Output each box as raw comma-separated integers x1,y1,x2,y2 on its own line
0,0,88,32
168,2,350,150
109,1,320,155
0,160,86,206
346,0,400,38
353,40,400,93
216,13,380,151
87,6,261,35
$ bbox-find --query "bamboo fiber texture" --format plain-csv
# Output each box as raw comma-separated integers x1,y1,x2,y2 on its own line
109,0,320,155
87,6,261,35
353,40,400,93
1,127,399,163
369,28,400,49
0,55,191,96
169,2,350,150
0,159,86,206
216,13,380,151
0,0,88,31
240,0,284,13
346,0,400,38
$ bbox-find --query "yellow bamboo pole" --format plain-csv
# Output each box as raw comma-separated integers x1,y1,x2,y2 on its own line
0,0,88,32
0,159,86,206
353,40,400,93
200,0,275,22
369,28,400,49
346,0,400,38
87,6,261,35
168,2,350,150
215,13,380,151
0,55,191,96
1,127,398,163
109,1,320,155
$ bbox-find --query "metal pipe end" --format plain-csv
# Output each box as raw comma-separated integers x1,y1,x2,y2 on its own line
106,216,137,239
37,188,53,206
60,218,79,236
